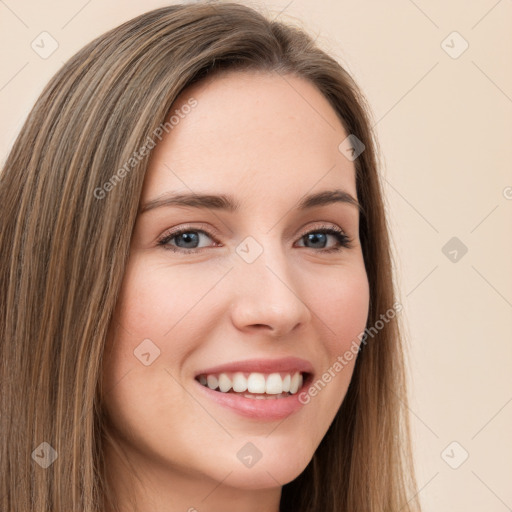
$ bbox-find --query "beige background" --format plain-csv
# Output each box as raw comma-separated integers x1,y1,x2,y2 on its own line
1,1,511,510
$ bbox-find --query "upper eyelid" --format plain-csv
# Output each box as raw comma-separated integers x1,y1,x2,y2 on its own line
158,223,220,241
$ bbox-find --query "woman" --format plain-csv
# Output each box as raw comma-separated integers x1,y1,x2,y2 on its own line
0,3,421,511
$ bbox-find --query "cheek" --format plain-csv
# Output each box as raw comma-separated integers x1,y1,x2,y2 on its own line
313,264,370,351
115,263,176,335
102,257,228,386
300,264,369,408
113,256,221,338
101,259,172,391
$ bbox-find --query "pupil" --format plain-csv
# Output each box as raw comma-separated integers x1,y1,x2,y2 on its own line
178,232,199,248
307,233,326,248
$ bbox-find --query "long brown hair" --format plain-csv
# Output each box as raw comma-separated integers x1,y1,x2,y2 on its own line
0,3,421,511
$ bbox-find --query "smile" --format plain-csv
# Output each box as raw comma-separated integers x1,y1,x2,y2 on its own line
195,371,305,397
194,371,313,420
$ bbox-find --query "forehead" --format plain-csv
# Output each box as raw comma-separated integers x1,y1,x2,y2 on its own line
142,70,357,206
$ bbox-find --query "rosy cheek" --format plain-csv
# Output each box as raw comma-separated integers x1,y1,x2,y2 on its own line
321,272,369,353
115,263,173,334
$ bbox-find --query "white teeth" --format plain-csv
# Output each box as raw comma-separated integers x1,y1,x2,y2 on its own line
198,371,305,395
206,375,218,390
282,374,291,392
247,373,266,393
265,373,284,394
218,373,231,393
232,372,248,392
289,373,302,394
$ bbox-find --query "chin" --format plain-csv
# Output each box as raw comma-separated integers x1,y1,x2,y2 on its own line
218,443,314,489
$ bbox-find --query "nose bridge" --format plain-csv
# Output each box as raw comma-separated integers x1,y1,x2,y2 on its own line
229,233,311,334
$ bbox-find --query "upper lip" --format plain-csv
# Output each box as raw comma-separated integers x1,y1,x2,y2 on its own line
194,357,314,377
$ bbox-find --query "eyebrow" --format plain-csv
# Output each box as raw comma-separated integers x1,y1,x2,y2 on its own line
139,189,365,216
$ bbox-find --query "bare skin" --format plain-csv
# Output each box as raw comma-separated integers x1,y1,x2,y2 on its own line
101,70,370,512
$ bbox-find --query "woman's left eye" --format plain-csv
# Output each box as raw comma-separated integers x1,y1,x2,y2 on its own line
295,226,353,253
157,225,353,254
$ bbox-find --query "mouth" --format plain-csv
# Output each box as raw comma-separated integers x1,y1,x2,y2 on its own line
194,371,313,399
192,357,315,420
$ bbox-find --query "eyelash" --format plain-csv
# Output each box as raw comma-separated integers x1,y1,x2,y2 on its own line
156,223,353,254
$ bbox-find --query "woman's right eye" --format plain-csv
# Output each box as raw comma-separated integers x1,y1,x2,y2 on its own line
157,228,218,254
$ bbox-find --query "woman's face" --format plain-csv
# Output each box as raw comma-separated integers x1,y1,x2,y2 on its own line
102,70,370,506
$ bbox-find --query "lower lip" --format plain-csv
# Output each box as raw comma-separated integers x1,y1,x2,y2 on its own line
194,377,311,421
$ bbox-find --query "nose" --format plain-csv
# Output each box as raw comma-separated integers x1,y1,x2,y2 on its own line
229,245,312,337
